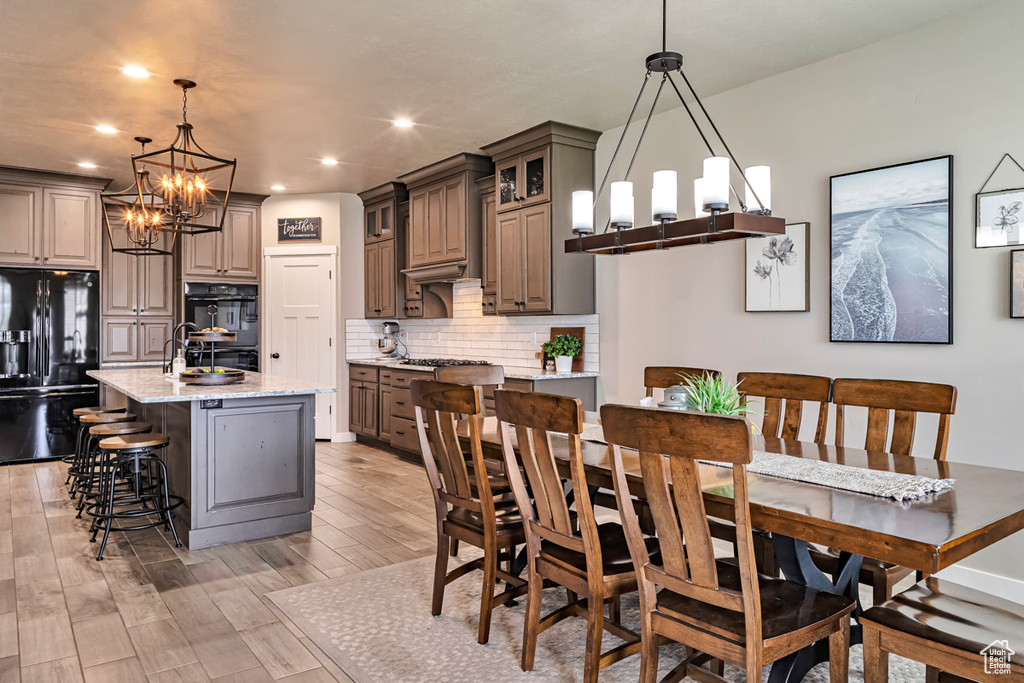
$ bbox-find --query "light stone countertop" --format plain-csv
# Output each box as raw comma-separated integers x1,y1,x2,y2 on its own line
346,357,598,381
88,368,336,404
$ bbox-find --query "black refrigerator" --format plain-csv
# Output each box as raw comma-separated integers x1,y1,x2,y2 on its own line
0,268,101,465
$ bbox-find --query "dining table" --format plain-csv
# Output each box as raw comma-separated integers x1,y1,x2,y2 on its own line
460,413,1024,683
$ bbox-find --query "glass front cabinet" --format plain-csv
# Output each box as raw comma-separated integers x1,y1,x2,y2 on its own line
495,146,549,213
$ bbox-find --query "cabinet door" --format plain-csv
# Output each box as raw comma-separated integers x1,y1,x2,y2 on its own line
425,184,446,263
409,189,429,267
481,191,497,295
101,230,137,316
183,208,222,278
42,188,99,268
379,384,392,442
139,253,174,316
364,204,379,243
0,184,41,265
364,241,380,318
222,206,259,279
495,212,522,313
349,381,364,433
496,158,519,213
442,176,465,262
139,317,174,361
378,239,397,318
102,318,137,362
379,201,394,241
521,204,552,312
519,147,550,207
403,211,421,301
362,382,378,436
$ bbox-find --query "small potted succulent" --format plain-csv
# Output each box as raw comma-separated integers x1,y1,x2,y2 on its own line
543,334,584,374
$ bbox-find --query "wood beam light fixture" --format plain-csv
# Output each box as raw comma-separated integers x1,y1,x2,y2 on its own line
566,0,784,256
101,136,176,256
131,79,237,235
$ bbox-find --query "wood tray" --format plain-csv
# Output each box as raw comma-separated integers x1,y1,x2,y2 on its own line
178,368,245,385
188,331,237,342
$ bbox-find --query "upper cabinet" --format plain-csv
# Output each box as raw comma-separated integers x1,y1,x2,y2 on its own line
358,182,408,319
180,194,264,281
481,122,600,316
0,167,108,269
398,153,492,274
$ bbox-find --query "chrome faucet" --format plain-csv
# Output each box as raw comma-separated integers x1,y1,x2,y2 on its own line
163,322,201,373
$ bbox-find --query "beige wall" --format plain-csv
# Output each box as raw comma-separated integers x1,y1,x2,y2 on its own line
261,192,364,438
595,0,1024,584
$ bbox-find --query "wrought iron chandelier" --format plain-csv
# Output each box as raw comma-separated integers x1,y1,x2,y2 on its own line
131,79,236,235
101,137,176,256
567,0,784,255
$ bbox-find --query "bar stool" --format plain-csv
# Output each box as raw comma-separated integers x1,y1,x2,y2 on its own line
64,406,127,484
89,432,182,561
70,412,137,507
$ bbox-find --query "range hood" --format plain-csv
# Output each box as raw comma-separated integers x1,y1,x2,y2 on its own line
401,264,464,317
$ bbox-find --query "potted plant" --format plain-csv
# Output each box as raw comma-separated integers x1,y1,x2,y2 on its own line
679,373,760,419
542,334,583,374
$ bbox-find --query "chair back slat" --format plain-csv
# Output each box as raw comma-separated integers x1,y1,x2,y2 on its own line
737,372,831,443
412,379,486,505
832,378,957,459
637,449,689,580
644,366,721,398
434,364,505,387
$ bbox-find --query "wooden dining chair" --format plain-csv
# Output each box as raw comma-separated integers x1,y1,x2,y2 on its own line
862,577,1024,683
737,371,832,443
643,366,721,398
602,405,855,683
817,377,958,605
495,389,654,683
410,378,527,644
433,363,505,387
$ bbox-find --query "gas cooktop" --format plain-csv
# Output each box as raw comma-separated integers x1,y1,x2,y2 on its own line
400,358,492,367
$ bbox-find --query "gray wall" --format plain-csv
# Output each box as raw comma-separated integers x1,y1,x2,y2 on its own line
595,0,1024,582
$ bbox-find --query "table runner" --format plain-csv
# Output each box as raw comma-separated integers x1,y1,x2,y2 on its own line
579,422,954,502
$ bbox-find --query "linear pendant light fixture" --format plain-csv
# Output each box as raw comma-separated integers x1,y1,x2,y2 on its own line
131,79,237,235
567,0,784,255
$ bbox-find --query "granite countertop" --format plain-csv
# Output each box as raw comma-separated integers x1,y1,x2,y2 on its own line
88,368,336,404
346,357,598,381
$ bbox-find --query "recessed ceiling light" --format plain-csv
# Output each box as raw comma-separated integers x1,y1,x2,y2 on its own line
120,65,151,79
321,158,339,166
95,125,118,134
393,119,414,128
271,185,286,191
77,162,98,169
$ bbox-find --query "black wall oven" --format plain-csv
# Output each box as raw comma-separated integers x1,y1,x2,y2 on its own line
183,283,259,371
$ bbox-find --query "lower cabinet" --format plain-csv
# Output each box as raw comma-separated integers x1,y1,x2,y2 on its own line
102,316,174,363
379,383,393,442
349,379,379,437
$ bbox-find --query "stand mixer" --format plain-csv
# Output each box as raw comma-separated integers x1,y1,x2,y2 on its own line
377,321,407,358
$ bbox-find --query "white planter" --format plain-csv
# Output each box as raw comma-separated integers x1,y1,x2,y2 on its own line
554,356,573,374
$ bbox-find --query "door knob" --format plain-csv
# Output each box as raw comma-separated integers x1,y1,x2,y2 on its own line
271,353,280,359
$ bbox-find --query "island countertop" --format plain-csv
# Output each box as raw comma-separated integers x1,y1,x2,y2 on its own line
88,368,336,404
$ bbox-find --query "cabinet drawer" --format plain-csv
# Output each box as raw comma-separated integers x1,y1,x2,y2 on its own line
380,369,392,385
350,365,379,382
390,417,419,453
391,387,414,420
391,369,430,389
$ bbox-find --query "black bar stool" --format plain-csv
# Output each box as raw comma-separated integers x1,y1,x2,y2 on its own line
65,406,127,484
89,432,182,561
70,412,137,507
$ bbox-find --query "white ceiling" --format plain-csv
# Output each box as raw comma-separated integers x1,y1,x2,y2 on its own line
0,0,993,196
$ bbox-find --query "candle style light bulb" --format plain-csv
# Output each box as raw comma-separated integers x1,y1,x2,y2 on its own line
609,181,634,229
702,156,730,212
744,165,771,214
572,190,594,235
651,170,677,221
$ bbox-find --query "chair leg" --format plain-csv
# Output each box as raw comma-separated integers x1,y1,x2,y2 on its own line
873,575,891,607
828,616,850,683
431,533,449,617
477,547,497,644
608,594,621,623
862,623,888,683
638,619,660,683
583,595,604,683
449,538,459,557
925,666,940,683
521,565,543,672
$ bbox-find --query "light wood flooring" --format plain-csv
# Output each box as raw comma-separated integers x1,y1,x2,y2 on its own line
0,440,437,682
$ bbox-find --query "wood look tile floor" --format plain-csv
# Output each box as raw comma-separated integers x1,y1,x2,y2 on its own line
0,441,437,682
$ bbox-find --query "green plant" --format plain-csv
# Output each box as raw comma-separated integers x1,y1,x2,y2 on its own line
543,334,583,358
678,372,760,418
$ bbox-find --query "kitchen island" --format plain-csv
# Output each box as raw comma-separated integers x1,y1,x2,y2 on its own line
88,368,335,549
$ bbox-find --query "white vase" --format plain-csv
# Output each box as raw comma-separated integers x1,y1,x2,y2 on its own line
554,356,573,374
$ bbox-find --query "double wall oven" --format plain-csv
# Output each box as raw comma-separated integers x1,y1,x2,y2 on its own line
183,283,259,371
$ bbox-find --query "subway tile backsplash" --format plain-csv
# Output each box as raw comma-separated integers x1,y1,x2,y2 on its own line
346,280,599,372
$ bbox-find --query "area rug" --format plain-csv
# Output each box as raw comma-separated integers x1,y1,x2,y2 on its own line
268,551,925,683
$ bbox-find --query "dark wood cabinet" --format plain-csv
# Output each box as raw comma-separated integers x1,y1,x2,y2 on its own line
349,378,379,437
364,239,397,318
481,121,600,316
181,195,263,281
478,176,497,296
359,183,408,319
400,203,422,317
364,199,396,244
379,384,392,442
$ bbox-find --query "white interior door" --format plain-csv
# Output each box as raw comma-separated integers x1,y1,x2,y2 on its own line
265,249,336,439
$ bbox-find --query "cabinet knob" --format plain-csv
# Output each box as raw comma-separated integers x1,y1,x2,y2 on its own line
271,352,280,359
33,257,40,262
43,257,49,262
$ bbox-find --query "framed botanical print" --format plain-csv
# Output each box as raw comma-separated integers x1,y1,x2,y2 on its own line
745,222,810,312
830,155,953,344
1011,250,1024,318
977,188,1024,247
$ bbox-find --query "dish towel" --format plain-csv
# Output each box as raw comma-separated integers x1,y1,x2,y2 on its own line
579,422,954,502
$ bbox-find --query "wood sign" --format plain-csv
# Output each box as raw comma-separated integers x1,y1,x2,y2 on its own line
277,217,322,242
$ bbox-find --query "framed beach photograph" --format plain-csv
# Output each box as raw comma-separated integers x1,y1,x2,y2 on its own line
830,155,953,344
745,222,810,312
977,188,1024,248
1011,250,1024,318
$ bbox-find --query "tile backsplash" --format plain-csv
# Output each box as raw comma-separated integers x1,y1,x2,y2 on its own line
346,280,599,372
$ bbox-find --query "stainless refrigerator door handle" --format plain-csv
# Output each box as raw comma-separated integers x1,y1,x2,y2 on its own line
35,281,43,377
44,280,51,372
